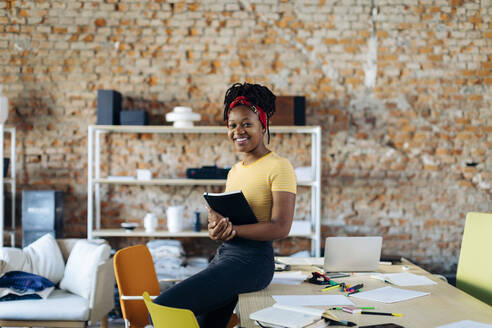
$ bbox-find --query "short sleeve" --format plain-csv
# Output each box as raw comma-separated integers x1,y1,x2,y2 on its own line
270,158,297,194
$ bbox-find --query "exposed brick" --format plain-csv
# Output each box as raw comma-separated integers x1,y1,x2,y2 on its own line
94,19,106,27
0,0,488,276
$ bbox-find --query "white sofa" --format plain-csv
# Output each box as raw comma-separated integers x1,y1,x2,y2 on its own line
0,237,114,328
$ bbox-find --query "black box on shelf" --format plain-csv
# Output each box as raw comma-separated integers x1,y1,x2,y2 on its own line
22,190,63,247
186,166,230,179
120,110,148,125
97,89,122,125
271,96,306,126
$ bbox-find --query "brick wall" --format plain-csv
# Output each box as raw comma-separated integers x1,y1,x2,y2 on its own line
1,0,491,273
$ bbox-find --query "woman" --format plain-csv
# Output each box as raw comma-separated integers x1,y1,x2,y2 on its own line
154,82,297,327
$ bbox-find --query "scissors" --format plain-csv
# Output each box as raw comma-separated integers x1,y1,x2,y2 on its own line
309,272,335,285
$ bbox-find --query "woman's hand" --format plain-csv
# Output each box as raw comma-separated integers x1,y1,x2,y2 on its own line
207,207,236,241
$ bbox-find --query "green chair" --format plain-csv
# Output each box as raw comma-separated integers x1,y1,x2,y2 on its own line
456,212,492,306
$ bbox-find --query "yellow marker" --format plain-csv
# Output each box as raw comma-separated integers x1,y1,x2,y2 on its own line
322,284,340,292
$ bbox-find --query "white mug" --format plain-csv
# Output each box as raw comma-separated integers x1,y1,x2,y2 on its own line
144,213,157,233
166,205,184,233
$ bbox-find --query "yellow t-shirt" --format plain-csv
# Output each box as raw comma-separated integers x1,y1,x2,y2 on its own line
225,152,296,223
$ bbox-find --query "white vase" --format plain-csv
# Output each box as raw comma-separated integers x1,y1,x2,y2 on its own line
165,106,201,127
166,205,184,233
144,213,157,233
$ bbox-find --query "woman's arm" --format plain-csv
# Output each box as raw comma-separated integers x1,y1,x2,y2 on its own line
230,191,296,241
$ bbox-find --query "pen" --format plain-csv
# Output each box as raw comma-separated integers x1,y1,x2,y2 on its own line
329,307,375,310
360,311,403,317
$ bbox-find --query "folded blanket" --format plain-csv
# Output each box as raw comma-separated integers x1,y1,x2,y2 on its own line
0,271,55,301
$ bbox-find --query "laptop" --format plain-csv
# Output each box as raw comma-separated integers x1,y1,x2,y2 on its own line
323,236,383,272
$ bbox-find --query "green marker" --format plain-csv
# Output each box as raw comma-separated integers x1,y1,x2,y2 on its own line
329,306,375,310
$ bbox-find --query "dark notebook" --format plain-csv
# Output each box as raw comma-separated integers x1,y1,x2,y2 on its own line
203,191,257,225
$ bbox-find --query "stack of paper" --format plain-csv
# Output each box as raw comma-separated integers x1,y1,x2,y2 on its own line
371,272,437,286
349,286,430,303
273,295,354,306
271,271,309,285
250,303,325,328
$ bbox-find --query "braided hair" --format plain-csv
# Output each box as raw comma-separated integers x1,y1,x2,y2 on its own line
223,82,276,143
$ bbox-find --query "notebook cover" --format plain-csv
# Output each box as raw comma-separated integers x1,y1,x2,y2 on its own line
203,191,257,225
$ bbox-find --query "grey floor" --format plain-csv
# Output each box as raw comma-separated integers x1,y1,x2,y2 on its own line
106,317,125,328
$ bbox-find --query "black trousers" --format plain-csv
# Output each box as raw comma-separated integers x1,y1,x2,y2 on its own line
154,238,274,328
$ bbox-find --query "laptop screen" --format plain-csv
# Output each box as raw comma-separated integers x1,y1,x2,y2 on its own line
323,236,383,272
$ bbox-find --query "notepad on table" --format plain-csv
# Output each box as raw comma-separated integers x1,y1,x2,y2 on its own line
203,190,257,225
249,303,327,328
271,271,309,285
349,286,430,303
371,272,437,286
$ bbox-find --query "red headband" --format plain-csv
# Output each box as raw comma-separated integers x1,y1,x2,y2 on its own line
227,96,267,128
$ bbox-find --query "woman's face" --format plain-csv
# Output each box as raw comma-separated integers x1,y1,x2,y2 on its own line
227,105,265,154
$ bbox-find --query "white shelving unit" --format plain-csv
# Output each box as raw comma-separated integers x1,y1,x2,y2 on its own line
87,125,322,256
0,126,15,247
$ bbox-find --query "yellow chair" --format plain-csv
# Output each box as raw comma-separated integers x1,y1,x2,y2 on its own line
456,212,492,306
143,291,199,328
114,245,161,328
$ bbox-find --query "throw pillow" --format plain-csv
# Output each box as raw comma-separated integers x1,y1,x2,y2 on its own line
59,240,110,299
0,248,30,275
23,233,65,284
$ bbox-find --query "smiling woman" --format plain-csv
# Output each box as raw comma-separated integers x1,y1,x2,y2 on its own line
227,106,265,159
153,82,297,328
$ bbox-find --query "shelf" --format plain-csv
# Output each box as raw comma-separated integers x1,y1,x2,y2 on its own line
93,229,210,238
91,125,321,134
94,178,226,186
287,232,317,238
0,127,15,247
88,124,322,256
92,229,316,239
93,178,317,187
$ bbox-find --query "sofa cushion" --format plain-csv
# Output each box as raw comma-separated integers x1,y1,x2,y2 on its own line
0,288,89,320
0,247,31,275
0,234,65,284
59,240,110,299
23,234,65,284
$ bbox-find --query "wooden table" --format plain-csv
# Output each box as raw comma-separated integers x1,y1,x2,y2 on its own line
238,258,492,327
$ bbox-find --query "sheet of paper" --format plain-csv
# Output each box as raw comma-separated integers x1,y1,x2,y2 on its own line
273,294,354,306
249,305,321,328
381,272,437,286
436,320,492,328
276,257,324,266
273,303,325,316
349,286,430,303
351,272,379,276
271,271,308,285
